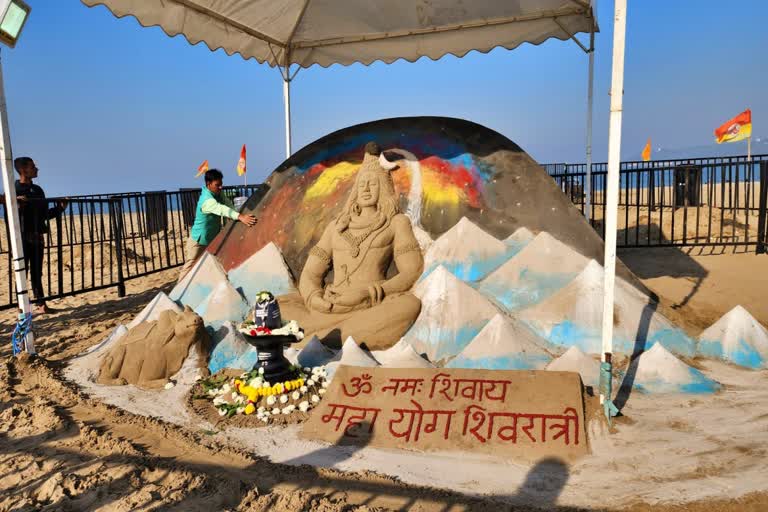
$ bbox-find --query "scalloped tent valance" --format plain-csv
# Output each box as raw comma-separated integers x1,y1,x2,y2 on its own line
80,0,596,69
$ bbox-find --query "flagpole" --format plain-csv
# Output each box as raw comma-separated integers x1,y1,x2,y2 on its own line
747,136,751,161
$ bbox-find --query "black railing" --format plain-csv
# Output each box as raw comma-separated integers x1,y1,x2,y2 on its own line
0,185,266,310
544,154,768,249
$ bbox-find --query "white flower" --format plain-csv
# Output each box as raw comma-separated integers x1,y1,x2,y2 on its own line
262,382,270,388
266,396,277,406
282,405,295,415
322,380,330,388
300,385,308,393
291,391,300,400
318,389,326,395
304,367,311,373
272,407,280,415
240,372,248,379
249,378,263,388
207,389,217,397
218,408,227,416
236,407,245,414
299,401,310,412
222,383,231,393
260,416,269,423
306,378,315,386
257,406,265,413
235,395,245,404
311,394,320,403
279,395,289,404
213,397,224,405
258,367,265,375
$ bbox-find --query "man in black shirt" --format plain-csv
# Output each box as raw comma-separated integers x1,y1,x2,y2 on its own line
13,157,66,313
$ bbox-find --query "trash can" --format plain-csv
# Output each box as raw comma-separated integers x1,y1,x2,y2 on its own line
673,165,701,207
144,191,168,235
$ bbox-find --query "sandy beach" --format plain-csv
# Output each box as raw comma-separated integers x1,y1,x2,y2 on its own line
1,246,766,511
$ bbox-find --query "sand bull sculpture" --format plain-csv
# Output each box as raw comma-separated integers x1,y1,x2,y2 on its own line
280,142,424,350
98,307,210,388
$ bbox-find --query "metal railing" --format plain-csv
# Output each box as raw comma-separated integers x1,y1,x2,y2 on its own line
544,155,768,250
0,185,266,309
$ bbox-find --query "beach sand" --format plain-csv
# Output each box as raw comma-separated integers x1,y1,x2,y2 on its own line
1,251,768,510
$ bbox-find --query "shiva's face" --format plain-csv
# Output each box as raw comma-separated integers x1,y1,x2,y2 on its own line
356,172,380,208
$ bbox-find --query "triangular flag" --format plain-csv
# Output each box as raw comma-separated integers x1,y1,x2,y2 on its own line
237,145,247,176
641,138,651,161
195,160,209,178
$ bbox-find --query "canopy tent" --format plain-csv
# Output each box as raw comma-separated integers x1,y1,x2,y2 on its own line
81,0,598,158
5,0,628,416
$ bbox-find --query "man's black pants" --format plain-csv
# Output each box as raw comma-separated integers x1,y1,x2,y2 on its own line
22,234,45,305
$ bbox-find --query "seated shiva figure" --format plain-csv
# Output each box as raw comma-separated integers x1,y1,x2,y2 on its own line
279,142,423,350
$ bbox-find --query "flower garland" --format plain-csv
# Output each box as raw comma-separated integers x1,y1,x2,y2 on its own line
200,365,329,423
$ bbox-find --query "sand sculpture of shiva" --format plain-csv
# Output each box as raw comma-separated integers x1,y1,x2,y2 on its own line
279,142,423,350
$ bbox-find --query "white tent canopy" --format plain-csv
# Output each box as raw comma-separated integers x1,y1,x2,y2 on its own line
82,0,598,157
81,0,595,68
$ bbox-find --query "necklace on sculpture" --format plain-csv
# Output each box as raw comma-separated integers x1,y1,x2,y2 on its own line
343,213,385,257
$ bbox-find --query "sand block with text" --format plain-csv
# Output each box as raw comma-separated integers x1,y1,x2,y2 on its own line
302,366,588,462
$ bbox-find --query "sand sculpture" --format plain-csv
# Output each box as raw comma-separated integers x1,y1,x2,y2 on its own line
279,142,424,350
98,307,210,389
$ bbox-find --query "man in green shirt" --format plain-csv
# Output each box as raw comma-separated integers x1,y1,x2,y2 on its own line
179,169,257,280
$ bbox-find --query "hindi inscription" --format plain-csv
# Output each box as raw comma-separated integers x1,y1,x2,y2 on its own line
302,366,589,461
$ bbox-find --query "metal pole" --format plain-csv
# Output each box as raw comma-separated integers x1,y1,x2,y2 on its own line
585,24,595,223
283,58,292,159
600,0,627,406
0,51,35,354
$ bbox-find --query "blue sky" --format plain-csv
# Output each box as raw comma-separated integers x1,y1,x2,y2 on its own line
1,0,766,196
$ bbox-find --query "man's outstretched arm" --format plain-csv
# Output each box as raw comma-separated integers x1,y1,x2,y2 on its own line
201,198,256,226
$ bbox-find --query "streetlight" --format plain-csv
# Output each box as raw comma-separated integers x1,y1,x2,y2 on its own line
0,0,30,48
0,0,34,355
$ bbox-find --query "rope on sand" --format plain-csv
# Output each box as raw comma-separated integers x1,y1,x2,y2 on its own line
11,312,33,356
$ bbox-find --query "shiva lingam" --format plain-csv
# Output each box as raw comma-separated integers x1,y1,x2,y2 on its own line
238,291,303,383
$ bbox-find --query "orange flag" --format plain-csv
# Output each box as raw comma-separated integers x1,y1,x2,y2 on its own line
195,159,209,178
715,109,752,144
642,138,651,161
237,145,247,176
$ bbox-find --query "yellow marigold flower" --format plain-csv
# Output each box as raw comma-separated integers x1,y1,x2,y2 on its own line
285,382,293,391
244,403,255,415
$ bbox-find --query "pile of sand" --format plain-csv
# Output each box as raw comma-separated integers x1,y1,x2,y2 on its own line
546,346,601,387
421,216,510,282
698,305,768,368
194,279,250,329
295,335,338,368
170,252,228,310
446,313,552,370
127,291,181,329
371,339,435,368
621,343,721,394
478,231,590,311
404,265,498,362
227,241,297,301
325,336,379,378
504,226,535,250
521,259,695,357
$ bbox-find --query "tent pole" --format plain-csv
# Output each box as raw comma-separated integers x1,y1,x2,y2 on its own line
585,25,595,223
600,0,627,414
282,47,293,159
0,52,35,354
283,77,292,159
